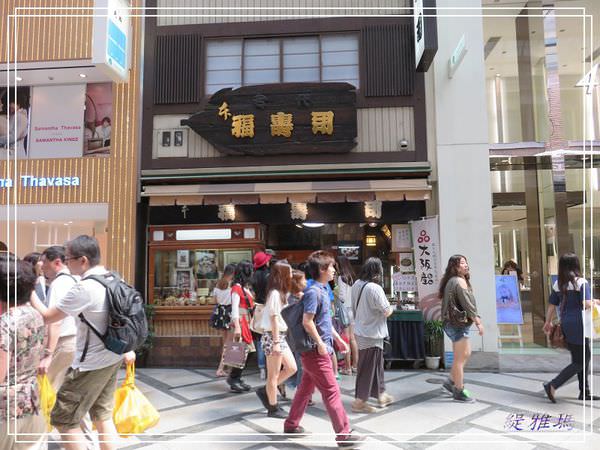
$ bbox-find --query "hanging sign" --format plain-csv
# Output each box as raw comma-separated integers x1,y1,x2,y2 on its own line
410,216,441,320
181,82,357,156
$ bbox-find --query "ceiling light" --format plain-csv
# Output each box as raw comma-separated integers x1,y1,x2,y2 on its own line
15,76,22,81
368,222,378,228
559,29,565,33
79,73,87,78
295,224,303,229
302,222,324,228
495,73,501,77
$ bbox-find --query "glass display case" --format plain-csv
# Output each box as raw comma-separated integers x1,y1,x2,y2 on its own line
147,223,264,314
152,248,253,307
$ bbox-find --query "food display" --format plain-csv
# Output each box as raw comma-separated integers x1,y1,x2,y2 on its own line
152,248,254,308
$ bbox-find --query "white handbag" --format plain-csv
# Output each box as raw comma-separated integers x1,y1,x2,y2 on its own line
583,304,600,340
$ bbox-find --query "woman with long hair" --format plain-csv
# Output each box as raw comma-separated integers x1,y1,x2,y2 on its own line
336,256,358,375
213,263,236,377
350,257,394,413
542,253,599,402
439,255,483,402
226,260,255,393
256,261,298,418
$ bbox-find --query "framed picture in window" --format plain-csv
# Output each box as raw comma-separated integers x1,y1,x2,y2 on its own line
224,249,252,267
176,250,190,268
175,269,194,291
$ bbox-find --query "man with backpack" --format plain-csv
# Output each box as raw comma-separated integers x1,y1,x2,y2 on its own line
32,235,139,450
283,251,365,449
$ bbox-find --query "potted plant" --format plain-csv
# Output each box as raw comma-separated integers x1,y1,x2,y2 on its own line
135,303,156,367
424,320,444,370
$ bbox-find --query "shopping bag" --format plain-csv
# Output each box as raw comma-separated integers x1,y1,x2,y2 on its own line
249,303,265,334
583,304,600,340
222,339,249,369
113,363,160,436
37,374,56,431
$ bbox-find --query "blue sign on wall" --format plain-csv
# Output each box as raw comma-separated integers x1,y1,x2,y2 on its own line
107,20,127,72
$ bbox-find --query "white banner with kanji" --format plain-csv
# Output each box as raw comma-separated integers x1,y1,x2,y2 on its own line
410,217,442,320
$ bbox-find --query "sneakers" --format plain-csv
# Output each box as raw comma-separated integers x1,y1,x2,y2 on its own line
239,380,251,391
543,382,556,403
378,392,394,407
284,425,309,437
256,386,269,409
260,368,266,380
337,430,366,448
453,387,475,403
442,378,454,395
267,404,288,419
351,399,377,413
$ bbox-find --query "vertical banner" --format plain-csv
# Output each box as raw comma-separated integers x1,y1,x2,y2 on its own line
410,217,441,320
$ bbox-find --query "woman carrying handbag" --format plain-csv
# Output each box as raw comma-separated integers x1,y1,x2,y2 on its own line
542,253,599,402
225,260,256,393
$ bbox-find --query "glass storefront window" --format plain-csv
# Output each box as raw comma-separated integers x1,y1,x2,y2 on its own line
0,204,108,258
152,248,253,307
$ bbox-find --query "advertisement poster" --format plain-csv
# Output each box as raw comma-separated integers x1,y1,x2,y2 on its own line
84,83,113,156
409,217,441,320
0,87,31,157
29,84,85,158
495,275,524,324
391,224,412,251
393,273,418,293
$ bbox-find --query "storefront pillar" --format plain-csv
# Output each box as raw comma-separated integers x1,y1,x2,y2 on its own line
523,157,549,346
433,0,498,354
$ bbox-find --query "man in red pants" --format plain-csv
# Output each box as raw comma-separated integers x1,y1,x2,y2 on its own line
284,250,365,448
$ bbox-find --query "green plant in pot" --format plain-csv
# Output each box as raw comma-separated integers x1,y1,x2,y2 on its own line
135,303,156,367
424,319,444,370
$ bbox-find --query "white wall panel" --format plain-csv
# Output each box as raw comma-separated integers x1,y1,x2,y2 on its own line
157,0,412,26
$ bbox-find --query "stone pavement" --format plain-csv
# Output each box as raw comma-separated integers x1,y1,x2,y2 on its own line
80,367,600,450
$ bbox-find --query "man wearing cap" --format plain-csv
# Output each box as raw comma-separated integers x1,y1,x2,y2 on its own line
251,251,272,380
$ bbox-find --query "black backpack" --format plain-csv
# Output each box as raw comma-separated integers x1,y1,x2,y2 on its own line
78,272,148,362
281,286,322,353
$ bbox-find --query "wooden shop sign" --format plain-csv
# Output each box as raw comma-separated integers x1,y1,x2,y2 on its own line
181,82,357,156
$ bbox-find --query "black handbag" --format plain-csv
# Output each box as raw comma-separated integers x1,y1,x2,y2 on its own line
209,304,232,330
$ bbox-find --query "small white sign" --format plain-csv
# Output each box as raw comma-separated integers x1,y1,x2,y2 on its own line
176,229,232,241
413,0,425,68
393,273,418,293
243,228,256,239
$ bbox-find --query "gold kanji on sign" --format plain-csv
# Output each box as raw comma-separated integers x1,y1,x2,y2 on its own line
311,111,334,135
270,112,294,137
218,102,232,120
231,114,255,138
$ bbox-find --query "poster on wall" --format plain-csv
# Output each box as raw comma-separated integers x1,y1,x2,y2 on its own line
392,272,418,293
391,224,412,251
0,86,31,158
84,83,113,156
409,217,441,320
29,84,86,158
495,275,524,324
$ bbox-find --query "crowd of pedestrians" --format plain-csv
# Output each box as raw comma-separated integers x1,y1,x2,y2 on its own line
2,239,597,449
1,235,136,450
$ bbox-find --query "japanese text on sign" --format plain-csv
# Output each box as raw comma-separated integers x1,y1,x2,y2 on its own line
218,102,335,139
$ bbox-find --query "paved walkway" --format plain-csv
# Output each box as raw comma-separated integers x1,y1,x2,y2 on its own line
73,367,600,450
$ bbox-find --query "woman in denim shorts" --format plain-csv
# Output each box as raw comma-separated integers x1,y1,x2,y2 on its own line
255,261,297,418
439,255,484,402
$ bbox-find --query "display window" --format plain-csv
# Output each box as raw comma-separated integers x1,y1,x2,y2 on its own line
152,248,254,306
148,223,264,313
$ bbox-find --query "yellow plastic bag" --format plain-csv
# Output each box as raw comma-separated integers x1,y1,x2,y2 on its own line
593,304,600,338
113,364,160,436
37,374,56,431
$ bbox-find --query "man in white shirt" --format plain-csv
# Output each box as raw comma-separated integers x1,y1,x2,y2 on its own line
38,246,79,388
32,235,135,450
